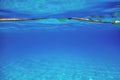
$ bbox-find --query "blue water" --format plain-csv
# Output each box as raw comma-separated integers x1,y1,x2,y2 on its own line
0,0,120,80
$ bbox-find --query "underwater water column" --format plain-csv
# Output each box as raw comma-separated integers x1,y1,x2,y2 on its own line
0,0,120,80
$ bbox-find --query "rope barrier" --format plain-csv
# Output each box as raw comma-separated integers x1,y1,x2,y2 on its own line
0,18,120,26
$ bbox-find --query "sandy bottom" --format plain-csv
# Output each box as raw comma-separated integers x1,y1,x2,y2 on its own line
0,54,120,80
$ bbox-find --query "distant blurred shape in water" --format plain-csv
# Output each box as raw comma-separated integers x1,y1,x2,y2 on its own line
112,12,120,17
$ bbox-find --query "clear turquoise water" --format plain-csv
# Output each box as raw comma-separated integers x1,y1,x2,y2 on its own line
0,0,120,80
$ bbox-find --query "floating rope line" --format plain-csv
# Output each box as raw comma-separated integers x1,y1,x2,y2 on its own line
0,17,120,26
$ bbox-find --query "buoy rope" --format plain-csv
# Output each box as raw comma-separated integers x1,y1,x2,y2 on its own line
0,17,120,26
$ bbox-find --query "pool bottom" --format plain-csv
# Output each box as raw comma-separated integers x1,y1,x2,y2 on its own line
0,54,120,80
